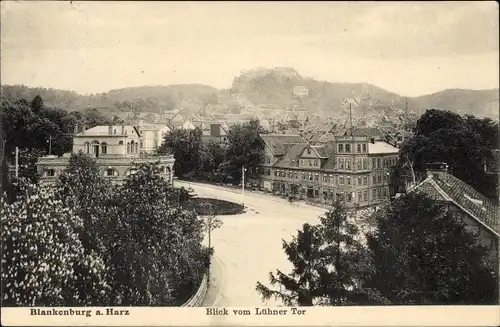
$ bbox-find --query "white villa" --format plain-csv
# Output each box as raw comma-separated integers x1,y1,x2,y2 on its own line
36,124,175,185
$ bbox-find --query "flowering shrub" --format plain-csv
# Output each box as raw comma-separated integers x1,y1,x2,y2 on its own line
1,186,110,306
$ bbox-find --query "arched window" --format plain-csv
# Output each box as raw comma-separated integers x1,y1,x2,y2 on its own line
130,141,135,153
101,142,107,155
104,168,118,177
127,142,131,153
46,169,56,177
92,141,100,157
135,143,139,153
126,168,138,176
118,141,124,145
84,142,90,153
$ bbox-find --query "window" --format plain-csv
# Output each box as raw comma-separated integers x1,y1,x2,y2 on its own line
363,191,368,201
266,157,271,164
105,168,117,177
313,160,318,167
307,148,311,154
266,169,271,176
346,159,351,170
261,157,265,163
314,189,319,197
346,144,351,153
338,144,344,153
358,176,362,186
383,173,387,182
329,190,335,199
323,175,329,183
373,188,377,199
358,192,362,201
101,142,107,155
294,172,298,179
357,144,361,153
314,174,319,181
363,158,368,170
357,158,362,170
84,142,90,153
309,174,313,181
339,176,345,185
362,144,367,153
323,191,328,200
372,158,376,169
302,172,306,180
46,169,55,177
383,187,387,197
338,192,345,201
308,160,312,167
363,175,368,185
373,174,376,183
118,141,124,146
274,170,278,177
377,173,382,183
377,188,382,198
377,158,381,169
346,192,352,202
347,176,351,185
339,159,345,169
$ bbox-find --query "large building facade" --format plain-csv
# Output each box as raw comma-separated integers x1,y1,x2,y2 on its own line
251,133,398,208
36,124,175,184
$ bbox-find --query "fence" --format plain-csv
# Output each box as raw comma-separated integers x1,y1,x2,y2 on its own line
180,274,208,307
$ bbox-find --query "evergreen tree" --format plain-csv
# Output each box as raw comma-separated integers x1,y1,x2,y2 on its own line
256,223,327,306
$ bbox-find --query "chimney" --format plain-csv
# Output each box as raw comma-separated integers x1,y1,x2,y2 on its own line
370,137,375,144
108,125,113,135
74,124,79,134
82,125,86,135
426,162,448,177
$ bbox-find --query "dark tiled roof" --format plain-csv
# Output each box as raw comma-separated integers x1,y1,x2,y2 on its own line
415,172,499,236
352,127,384,138
260,134,307,156
274,144,309,168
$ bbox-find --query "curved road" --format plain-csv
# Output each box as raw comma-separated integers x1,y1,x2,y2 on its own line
177,181,328,307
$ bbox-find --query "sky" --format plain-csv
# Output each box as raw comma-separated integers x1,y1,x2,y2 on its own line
1,1,498,96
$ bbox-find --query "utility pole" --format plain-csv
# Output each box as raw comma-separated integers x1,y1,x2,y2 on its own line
242,165,246,198
48,135,52,155
404,98,408,131
15,147,19,180
0,140,5,191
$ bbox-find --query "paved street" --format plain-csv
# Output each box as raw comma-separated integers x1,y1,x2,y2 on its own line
176,181,328,307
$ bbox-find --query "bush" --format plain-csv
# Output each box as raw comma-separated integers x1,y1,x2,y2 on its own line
184,197,244,215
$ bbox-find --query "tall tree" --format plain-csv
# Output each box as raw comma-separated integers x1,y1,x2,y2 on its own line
318,200,387,305
221,119,265,183
108,162,209,305
396,109,498,201
366,192,498,305
159,128,208,178
256,223,327,306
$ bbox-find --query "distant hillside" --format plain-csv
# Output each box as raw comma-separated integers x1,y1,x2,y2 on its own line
410,88,499,119
1,68,498,121
230,68,402,114
0,84,220,117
